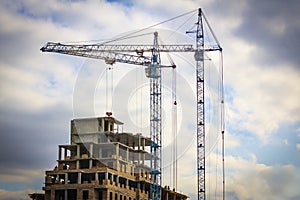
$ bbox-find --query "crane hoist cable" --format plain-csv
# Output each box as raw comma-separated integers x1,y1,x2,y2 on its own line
172,65,177,190
100,9,198,45
165,11,195,41
219,51,225,200
100,32,153,45
105,64,114,115
162,39,178,190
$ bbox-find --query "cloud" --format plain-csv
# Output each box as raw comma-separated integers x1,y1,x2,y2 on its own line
175,149,300,200
0,189,43,200
227,62,300,142
297,127,300,138
225,130,240,149
233,0,300,67
283,139,289,145
0,168,43,183
226,155,300,200
297,144,300,151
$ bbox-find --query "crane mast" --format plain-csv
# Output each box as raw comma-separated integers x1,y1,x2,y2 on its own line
40,8,223,200
196,9,205,200
149,31,162,200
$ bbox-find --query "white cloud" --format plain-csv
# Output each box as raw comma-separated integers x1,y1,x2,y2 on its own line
297,144,300,151
224,34,300,142
226,155,300,200
225,130,240,149
175,150,300,199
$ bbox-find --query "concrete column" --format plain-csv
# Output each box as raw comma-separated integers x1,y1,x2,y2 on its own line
95,172,98,181
138,135,141,165
138,134,141,150
76,160,80,169
78,172,82,184
77,189,82,200
101,119,104,132
64,148,67,159
142,138,145,150
116,175,119,185
110,174,113,183
89,159,93,169
89,143,93,157
65,189,68,200
65,173,68,184
58,146,62,160
105,172,108,180
116,143,119,171
77,145,80,158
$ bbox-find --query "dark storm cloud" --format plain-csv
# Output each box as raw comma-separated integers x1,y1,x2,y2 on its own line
235,0,300,67
205,0,300,67
0,103,72,171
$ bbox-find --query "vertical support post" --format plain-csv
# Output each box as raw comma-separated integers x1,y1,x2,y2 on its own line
138,134,141,165
101,118,105,132
195,8,205,200
58,146,62,160
126,147,129,163
65,173,68,184
64,147,67,159
149,31,162,200
90,143,93,157
116,143,120,171
77,145,80,158
89,143,93,169
76,160,79,170
95,172,98,181
65,190,68,200
78,172,82,184
116,175,119,186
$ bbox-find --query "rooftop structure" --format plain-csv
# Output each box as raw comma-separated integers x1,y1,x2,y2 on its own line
35,116,187,200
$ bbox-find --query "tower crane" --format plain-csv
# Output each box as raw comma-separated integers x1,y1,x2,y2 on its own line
41,8,223,200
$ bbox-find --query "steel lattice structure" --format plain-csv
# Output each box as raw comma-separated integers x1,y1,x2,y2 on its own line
149,31,162,200
196,9,206,200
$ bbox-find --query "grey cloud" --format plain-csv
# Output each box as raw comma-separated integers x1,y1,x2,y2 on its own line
204,0,300,67
234,0,300,67
0,103,72,171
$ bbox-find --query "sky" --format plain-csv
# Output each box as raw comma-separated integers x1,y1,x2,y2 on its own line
0,0,300,199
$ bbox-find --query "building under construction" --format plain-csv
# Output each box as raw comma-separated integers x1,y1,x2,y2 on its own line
36,116,188,200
